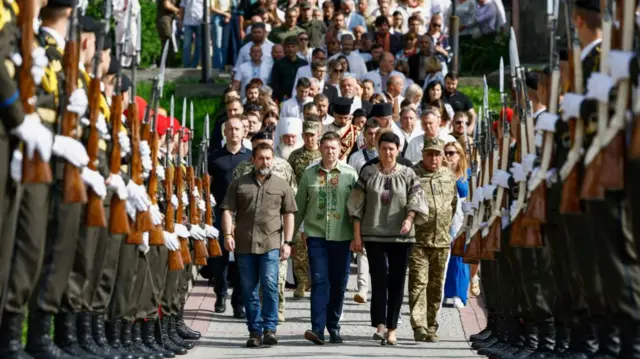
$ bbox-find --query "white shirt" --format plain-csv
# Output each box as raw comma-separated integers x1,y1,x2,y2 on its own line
180,0,204,26
292,65,313,97
329,52,368,78
322,114,335,125
363,69,406,94
279,96,312,120
41,27,66,48
348,148,378,174
398,126,424,146
580,38,603,61
234,60,273,98
297,48,314,63
404,131,458,164
234,40,274,72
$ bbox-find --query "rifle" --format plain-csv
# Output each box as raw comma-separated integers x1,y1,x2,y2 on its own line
189,103,209,265
85,1,112,228
59,1,87,203
166,96,184,271
176,98,192,264
597,0,634,191
19,0,53,184
202,114,222,258
559,14,585,215
580,0,613,200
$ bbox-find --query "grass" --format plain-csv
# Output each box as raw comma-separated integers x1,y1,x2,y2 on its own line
458,85,502,114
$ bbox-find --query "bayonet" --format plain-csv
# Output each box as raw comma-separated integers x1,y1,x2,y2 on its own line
188,101,194,167
158,40,170,98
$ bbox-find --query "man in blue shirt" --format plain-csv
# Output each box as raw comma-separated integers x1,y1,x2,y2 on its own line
206,118,252,318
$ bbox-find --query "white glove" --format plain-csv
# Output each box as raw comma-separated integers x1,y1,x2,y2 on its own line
138,232,150,254
96,114,109,138
107,174,128,200
139,141,151,157
81,167,107,199
52,135,89,168
482,184,496,201
535,113,558,133
522,153,537,174
11,52,22,66
192,188,200,199
546,168,558,184
163,231,180,251
190,225,206,240
461,201,473,214
149,204,164,226
209,194,216,208
126,181,151,211
80,117,90,126
67,88,89,115
31,47,48,85
471,187,484,209
10,150,22,182
11,113,53,162
509,200,520,220
205,224,219,238
174,223,190,238
141,155,152,175
181,191,189,205
585,72,615,103
156,165,165,180
118,132,131,157
501,208,510,229
198,199,206,212
510,162,527,183
171,194,179,208
125,199,137,220
607,50,635,82
491,169,511,189
560,93,585,122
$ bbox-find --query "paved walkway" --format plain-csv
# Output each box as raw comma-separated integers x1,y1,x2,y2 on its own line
182,266,485,358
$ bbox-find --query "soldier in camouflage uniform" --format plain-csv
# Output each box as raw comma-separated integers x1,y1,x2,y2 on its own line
287,118,322,298
409,137,458,343
232,131,297,323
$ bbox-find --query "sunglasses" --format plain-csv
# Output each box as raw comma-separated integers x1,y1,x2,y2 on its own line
454,121,467,125
299,37,309,41
333,68,344,73
431,23,442,28
445,151,457,156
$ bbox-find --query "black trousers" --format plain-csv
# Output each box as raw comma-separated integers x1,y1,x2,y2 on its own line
364,241,411,330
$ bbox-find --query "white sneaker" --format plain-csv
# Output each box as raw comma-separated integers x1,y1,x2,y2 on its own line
453,297,465,308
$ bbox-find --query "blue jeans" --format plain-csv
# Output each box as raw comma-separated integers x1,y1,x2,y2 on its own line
182,25,202,68
211,13,241,69
307,237,352,336
235,248,280,334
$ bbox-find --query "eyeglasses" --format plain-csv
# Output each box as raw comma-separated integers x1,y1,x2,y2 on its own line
445,151,458,156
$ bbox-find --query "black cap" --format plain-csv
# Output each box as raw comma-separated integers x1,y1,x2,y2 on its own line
107,54,120,75
79,15,101,33
525,71,539,90
332,97,353,115
251,131,274,141
44,0,74,8
119,73,132,93
574,0,600,12
370,103,392,118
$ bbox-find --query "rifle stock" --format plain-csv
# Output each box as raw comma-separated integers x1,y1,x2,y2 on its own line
203,173,222,258
86,78,107,227
193,177,209,265
631,114,640,158
109,94,130,234
19,0,52,184
175,165,192,264
179,238,192,265
147,129,164,246
559,118,583,214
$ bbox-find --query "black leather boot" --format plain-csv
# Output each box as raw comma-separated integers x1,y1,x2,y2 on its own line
618,320,640,359
120,320,156,359
483,317,522,357
54,311,101,359
562,318,599,358
472,316,501,351
554,322,570,354
141,319,175,358
77,311,117,359
155,318,187,355
594,319,620,358
528,319,556,358
166,317,195,350
25,310,77,359
106,319,146,359
175,305,200,341
0,311,31,359
132,320,166,359
504,322,539,359
471,313,495,343
92,313,127,359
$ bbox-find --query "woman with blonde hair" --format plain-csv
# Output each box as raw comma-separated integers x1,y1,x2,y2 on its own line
404,84,423,109
442,141,471,308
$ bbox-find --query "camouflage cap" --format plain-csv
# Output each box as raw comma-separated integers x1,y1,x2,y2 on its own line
423,137,445,153
303,120,320,134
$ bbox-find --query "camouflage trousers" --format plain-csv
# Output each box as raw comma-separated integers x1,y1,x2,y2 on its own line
293,232,310,292
278,259,287,316
408,246,450,331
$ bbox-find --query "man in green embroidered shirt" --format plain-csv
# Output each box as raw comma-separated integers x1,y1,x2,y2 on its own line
294,131,358,345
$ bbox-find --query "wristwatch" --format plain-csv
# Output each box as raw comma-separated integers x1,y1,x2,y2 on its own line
283,241,293,246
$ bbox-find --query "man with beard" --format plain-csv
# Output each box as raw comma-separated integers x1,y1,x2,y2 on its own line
232,131,297,324
232,44,273,98
221,143,297,348
338,75,373,115
298,1,327,48
315,94,335,125
323,97,360,162
244,82,262,106
234,23,274,73
443,72,476,134
275,117,304,161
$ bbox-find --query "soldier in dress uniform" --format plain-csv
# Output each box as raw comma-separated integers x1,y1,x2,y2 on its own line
323,97,359,162
233,130,297,323
288,118,322,299
409,137,458,343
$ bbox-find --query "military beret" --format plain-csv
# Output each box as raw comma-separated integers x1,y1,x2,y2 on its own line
107,54,120,75
78,15,101,33
525,71,539,90
251,130,274,141
332,97,353,115
181,128,191,142
44,0,74,8
303,120,320,134
574,0,600,12
284,35,299,45
156,115,172,136
494,107,513,131
119,73,132,93
370,103,392,118
423,137,445,153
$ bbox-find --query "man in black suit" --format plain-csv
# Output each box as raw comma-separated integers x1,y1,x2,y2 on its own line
408,35,434,87
313,61,339,103
366,43,384,71
372,16,403,56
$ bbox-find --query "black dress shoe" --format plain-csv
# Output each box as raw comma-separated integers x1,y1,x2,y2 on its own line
329,332,343,344
166,317,195,350
25,310,78,359
263,330,278,346
233,308,245,319
0,311,32,359
304,330,325,345
214,297,226,313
